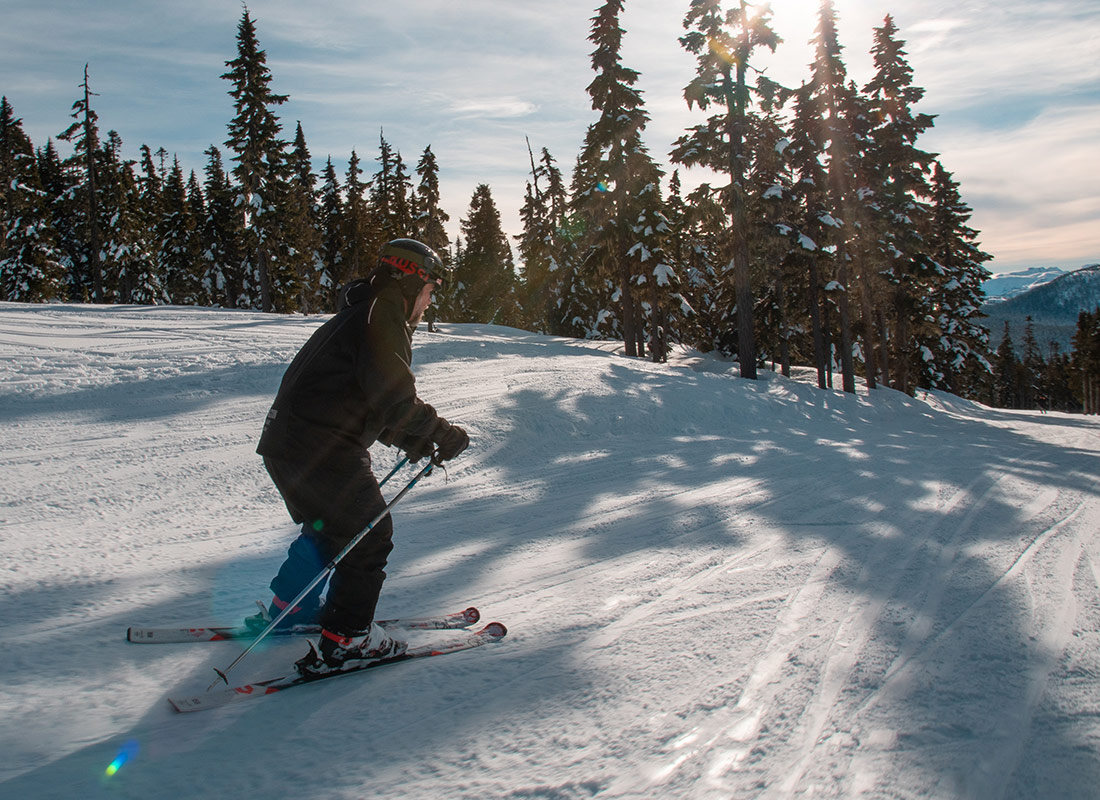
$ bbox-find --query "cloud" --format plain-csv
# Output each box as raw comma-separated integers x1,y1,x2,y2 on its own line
927,102,1100,269
448,99,540,120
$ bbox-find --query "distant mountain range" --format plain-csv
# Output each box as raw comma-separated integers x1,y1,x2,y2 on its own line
982,266,1069,303
980,264,1100,353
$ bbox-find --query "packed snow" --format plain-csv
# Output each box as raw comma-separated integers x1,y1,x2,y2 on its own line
1,302,1098,799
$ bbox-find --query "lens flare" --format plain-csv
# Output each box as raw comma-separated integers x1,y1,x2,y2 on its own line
105,740,139,777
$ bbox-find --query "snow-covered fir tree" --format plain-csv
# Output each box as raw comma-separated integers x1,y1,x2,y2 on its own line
199,145,244,307
95,131,165,304
862,14,939,393
221,8,289,312
517,144,568,334
786,81,832,388
922,160,991,394
674,0,780,378
413,145,451,328
571,0,661,354
453,183,519,325
282,122,325,314
315,157,344,310
158,156,200,303
0,97,65,301
807,0,857,393
341,149,371,285
57,65,105,302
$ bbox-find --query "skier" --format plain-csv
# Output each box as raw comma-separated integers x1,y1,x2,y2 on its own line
251,238,469,675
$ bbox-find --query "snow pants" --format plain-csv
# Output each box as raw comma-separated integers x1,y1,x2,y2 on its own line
262,451,394,636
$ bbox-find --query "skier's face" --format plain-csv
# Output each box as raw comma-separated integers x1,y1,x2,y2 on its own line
408,281,436,327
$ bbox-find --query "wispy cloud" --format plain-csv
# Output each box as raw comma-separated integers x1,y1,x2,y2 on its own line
448,99,540,119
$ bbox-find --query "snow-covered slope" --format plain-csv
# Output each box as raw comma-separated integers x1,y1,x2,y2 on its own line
982,266,1067,303
2,303,1099,800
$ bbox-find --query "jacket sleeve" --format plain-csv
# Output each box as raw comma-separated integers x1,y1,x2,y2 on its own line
355,293,442,440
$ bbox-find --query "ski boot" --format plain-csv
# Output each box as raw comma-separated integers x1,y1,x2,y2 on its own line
244,596,320,634
295,622,407,677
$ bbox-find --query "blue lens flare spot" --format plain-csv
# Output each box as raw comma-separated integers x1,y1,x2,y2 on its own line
105,740,139,777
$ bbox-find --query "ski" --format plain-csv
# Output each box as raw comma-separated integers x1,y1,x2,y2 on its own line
168,622,507,713
127,607,480,644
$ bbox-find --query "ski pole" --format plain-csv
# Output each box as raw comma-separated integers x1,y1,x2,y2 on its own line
378,455,410,488
208,457,435,690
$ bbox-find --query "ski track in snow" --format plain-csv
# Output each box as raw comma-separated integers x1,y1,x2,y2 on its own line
1,303,1098,800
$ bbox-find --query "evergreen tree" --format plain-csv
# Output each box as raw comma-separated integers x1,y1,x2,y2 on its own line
674,0,779,377
159,156,198,303
37,139,81,299
630,177,674,361
573,0,661,355
453,183,518,325
221,8,289,311
341,149,371,284
283,121,324,313
58,65,104,301
316,157,344,309
863,14,939,393
200,145,244,307
786,82,830,388
558,155,607,339
517,142,567,333
136,144,164,239
807,0,856,392
414,145,450,254
1071,309,1100,414
658,169,692,349
675,183,732,354
413,145,450,328
371,131,414,242
745,78,800,376
0,97,65,301
390,151,415,239
185,170,208,304
922,160,992,394
1019,316,1045,408
992,322,1021,408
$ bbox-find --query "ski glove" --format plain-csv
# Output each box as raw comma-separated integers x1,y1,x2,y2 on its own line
403,436,435,464
432,420,469,463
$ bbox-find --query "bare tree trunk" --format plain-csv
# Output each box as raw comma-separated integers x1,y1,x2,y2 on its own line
258,245,272,313
856,248,878,390
727,55,756,380
834,244,856,394
620,257,637,357
809,259,827,389
876,306,892,387
893,289,910,394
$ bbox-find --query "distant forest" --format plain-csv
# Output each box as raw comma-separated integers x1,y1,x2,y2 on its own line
1,1,1097,412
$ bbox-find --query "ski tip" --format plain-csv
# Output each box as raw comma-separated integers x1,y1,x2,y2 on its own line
482,621,507,639
463,607,481,624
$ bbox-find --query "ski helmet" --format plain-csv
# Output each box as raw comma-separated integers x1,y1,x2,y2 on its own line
378,239,447,300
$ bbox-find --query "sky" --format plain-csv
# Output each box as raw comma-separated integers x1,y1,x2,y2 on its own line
1,0,1097,276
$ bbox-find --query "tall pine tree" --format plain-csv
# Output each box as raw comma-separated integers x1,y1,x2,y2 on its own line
572,0,661,355
453,184,518,325
221,8,289,312
0,97,65,301
674,0,780,378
